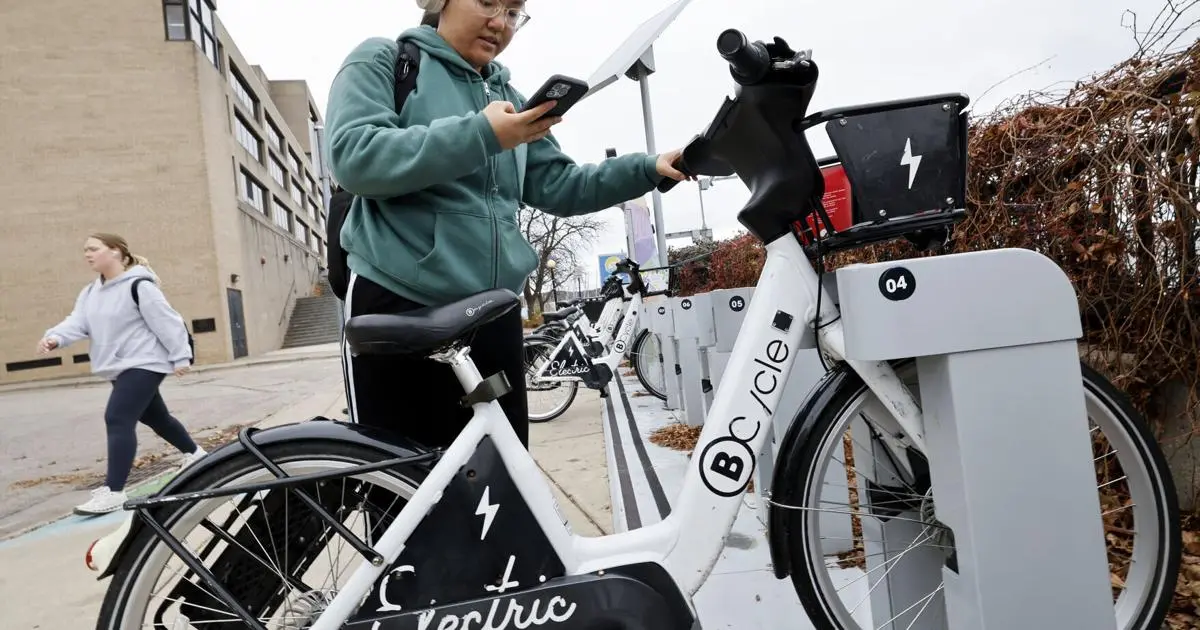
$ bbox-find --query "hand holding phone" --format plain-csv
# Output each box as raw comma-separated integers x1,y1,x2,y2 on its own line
520,74,588,120
484,101,560,150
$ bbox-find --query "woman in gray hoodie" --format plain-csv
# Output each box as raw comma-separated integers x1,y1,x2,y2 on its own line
39,233,207,516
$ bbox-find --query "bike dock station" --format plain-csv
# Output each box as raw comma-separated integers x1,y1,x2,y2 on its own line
603,248,1120,628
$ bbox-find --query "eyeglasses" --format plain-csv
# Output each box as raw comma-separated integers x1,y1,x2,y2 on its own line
473,0,531,31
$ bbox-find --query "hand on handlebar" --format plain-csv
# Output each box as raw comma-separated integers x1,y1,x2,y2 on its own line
655,147,696,193
656,149,690,182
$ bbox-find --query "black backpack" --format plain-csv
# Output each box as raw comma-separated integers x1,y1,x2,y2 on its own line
326,38,422,301
131,277,196,365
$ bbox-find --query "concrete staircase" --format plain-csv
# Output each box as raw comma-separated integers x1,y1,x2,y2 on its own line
281,275,343,348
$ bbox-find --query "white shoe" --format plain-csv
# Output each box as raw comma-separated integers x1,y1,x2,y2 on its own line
74,486,128,516
179,447,208,472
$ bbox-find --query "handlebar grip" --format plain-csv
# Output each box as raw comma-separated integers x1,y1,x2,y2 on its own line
656,146,696,193
717,29,770,84
657,176,682,193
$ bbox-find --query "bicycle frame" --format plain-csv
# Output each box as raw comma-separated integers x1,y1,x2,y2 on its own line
591,295,625,346
537,286,627,347
307,233,928,629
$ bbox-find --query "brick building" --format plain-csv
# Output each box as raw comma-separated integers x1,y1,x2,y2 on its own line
0,0,335,384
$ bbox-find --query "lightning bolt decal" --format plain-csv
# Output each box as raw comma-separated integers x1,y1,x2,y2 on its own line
475,486,499,541
900,137,922,189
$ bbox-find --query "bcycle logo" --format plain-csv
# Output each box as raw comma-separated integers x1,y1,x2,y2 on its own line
698,337,790,497
611,312,636,354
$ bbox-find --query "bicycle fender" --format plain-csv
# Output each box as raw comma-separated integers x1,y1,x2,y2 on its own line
765,362,859,580
92,417,432,579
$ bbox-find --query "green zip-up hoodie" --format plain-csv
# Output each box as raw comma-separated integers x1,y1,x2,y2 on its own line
325,26,662,306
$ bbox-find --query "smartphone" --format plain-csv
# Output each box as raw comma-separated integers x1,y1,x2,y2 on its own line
520,74,588,119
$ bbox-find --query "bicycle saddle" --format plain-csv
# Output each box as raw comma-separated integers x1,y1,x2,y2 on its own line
344,288,520,356
542,306,579,322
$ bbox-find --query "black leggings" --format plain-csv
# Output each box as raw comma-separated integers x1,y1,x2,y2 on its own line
341,273,529,449
105,368,198,491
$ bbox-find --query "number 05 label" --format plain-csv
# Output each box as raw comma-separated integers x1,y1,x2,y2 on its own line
878,267,916,301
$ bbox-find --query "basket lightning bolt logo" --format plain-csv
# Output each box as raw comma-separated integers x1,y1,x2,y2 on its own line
901,138,921,189
476,486,499,540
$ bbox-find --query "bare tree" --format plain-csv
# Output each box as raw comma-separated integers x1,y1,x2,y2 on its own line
518,203,606,313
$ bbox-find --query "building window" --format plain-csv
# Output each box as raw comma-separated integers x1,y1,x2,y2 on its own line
229,68,257,115
309,232,320,251
237,169,264,212
307,197,319,221
287,150,301,175
290,178,304,206
266,119,283,151
174,0,218,69
306,174,317,197
295,221,308,243
268,155,286,188
163,0,187,40
272,199,290,230
234,114,261,162
317,211,326,233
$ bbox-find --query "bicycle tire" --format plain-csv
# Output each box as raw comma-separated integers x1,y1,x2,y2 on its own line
524,338,578,423
631,328,667,401
96,440,426,630
781,359,1181,630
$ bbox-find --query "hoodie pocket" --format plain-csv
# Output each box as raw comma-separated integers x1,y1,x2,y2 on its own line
495,216,539,293
415,211,496,300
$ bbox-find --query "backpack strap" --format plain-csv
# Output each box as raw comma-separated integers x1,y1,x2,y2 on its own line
130,277,154,308
393,39,422,114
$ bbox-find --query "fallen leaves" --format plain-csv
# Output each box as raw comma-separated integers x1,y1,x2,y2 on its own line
648,422,702,455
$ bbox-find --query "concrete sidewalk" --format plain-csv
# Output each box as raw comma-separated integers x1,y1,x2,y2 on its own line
0,380,610,629
0,342,342,395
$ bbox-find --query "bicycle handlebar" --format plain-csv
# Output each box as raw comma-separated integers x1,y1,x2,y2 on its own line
717,29,770,84
656,28,812,195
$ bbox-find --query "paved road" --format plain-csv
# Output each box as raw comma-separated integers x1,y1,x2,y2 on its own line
0,357,345,539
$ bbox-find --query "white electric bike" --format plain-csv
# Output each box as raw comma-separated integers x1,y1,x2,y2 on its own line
87,28,1179,630
524,258,667,422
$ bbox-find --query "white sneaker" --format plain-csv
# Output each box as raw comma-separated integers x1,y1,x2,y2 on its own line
179,447,208,472
74,486,128,516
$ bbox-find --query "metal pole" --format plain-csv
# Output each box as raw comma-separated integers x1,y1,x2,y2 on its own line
313,123,345,331
697,182,708,230
314,124,332,214
637,75,668,267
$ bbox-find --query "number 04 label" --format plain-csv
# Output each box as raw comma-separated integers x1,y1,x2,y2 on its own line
878,267,916,301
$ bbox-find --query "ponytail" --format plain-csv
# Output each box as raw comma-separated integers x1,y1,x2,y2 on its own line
129,253,160,283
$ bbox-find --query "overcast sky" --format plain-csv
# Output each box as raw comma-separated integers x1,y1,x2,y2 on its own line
219,0,1174,287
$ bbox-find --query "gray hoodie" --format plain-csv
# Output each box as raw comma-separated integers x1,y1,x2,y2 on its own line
44,265,193,381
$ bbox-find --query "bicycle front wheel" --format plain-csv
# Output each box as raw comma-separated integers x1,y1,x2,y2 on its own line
630,328,667,401
524,338,578,423
781,360,1180,630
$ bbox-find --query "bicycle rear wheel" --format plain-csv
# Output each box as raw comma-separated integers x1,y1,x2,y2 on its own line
96,440,424,630
780,360,1180,630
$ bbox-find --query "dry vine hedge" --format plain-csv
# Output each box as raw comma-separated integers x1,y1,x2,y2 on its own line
673,38,1200,435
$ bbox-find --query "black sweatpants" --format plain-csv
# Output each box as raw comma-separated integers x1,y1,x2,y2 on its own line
341,273,529,449
105,368,198,490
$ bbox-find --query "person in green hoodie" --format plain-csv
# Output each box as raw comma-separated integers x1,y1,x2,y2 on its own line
325,0,688,450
